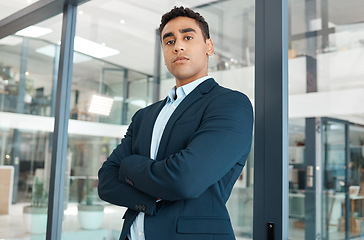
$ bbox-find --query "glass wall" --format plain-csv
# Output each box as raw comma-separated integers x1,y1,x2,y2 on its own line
0,14,62,238
288,0,364,239
61,0,155,238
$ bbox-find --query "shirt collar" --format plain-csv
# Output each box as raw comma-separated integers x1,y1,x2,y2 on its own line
167,76,211,102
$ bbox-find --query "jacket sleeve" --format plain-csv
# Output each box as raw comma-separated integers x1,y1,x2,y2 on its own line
98,111,158,215
119,91,254,201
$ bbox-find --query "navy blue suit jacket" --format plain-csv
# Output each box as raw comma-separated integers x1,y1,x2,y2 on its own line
98,78,253,240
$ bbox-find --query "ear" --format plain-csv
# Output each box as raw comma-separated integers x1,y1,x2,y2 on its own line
206,39,214,56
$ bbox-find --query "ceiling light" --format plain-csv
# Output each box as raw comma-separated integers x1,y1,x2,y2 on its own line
0,36,22,46
16,26,52,38
88,94,114,116
79,10,84,15
35,45,92,63
74,36,119,58
26,0,32,4
25,72,29,76
120,19,126,24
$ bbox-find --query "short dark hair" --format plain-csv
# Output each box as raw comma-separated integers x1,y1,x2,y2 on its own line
159,6,210,41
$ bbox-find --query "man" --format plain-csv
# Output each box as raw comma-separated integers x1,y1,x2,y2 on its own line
98,6,253,240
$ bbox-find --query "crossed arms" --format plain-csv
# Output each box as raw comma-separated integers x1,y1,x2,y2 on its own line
98,91,253,215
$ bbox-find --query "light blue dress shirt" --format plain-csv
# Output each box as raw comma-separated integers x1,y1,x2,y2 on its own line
128,76,211,240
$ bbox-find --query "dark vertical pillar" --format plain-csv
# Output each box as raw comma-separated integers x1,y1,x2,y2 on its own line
153,29,161,102
254,0,289,239
305,0,317,94
321,0,329,51
11,37,29,203
121,69,129,125
49,44,60,151
305,118,317,239
304,0,318,239
98,69,105,123
10,129,21,204
242,11,249,66
51,44,60,118
344,124,350,239
46,3,77,240
16,37,29,114
99,68,105,94
288,0,292,49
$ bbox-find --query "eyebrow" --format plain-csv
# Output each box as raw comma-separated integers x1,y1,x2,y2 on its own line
180,28,196,34
162,28,197,40
162,32,174,40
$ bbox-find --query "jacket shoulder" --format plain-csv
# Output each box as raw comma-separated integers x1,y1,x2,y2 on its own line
211,84,251,105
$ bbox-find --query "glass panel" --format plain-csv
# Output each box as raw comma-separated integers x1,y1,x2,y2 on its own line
0,0,40,20
65,135,121,236
288,118,306,239
63,0,155,238
289,0,364,238
347,124,364,238
70,57,151,125
322,120,347,239
0,14,61,239
0,36,59,116
70,1,153,126
195,1,255,239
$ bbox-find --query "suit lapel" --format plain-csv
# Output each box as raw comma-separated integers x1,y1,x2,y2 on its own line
155,78,217,160
141,98,166,156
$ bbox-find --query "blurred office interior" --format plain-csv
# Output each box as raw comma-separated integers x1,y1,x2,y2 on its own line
0,0,364,239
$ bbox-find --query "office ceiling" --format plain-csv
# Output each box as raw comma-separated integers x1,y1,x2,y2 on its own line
1,0,364,76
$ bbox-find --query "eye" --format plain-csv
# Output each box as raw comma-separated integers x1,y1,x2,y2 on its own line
165,40,175,45
185,36,193,40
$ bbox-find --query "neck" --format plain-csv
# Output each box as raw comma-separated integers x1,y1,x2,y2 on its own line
175,74,207,88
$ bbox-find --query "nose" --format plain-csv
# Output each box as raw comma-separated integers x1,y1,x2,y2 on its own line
174,40,184,53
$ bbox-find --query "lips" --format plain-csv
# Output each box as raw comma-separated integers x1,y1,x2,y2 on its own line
173,56,189,63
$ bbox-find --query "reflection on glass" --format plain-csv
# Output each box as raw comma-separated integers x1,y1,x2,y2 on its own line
289,0,364,239
288,119,306,239
70,59,151,125
0,12,61,238
0,129,53,236
0,36,58,117
323,120,347,240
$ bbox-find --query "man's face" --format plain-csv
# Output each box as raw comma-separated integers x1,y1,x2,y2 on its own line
161,17,214,87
